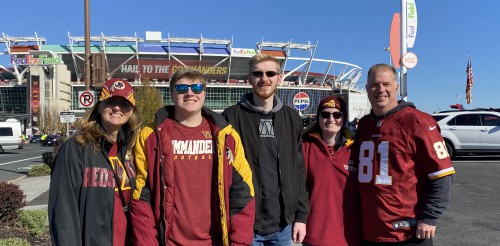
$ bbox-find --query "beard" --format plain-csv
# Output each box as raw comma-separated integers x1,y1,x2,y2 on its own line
253,82,278,100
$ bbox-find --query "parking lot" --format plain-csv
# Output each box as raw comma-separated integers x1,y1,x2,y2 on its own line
433,156,500,245
1,147,499,245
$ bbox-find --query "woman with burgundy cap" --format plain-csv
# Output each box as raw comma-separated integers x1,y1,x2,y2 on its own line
49,78,142,246
301,95,361,246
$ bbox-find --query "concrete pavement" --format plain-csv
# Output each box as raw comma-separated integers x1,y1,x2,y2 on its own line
9,175,50,211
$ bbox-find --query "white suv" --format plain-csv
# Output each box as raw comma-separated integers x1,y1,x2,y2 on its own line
432,109,500,158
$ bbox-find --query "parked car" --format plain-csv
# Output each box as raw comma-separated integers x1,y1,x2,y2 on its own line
0,118,24,152
432,109,500,158
42,135,60,147
30,134,42,143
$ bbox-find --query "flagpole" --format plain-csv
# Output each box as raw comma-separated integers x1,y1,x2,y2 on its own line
465,52,474,109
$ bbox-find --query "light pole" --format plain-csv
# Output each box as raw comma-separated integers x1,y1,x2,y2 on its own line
84,0,90,91
384,46,391,66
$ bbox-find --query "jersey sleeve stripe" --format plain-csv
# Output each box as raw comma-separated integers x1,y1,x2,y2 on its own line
428,167,455,180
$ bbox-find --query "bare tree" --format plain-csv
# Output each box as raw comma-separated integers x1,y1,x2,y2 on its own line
37,104,67,135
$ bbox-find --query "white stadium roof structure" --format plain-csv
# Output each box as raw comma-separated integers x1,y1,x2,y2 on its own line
1,32,368,118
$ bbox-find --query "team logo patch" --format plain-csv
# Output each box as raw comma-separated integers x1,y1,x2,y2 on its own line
112,81,126,91
202,131,212,139
323,100,336,108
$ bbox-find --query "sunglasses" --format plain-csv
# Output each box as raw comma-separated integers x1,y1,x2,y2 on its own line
251,71,280,77
103,99,133,109
174,83,205,94
320,111,343,119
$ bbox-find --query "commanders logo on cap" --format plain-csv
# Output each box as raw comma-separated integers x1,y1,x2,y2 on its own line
99,78,135,106
323,100,336,108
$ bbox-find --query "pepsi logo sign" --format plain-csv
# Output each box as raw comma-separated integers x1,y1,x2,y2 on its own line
293,92,310,111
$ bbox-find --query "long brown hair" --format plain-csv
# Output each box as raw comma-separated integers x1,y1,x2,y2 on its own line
75,101,142,150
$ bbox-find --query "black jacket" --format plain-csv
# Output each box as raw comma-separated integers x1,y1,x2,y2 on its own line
49,129,136,246
222,93,309,231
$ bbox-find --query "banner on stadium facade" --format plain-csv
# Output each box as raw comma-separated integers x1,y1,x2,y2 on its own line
113,59,229,79
11,54,62,65
231,48,257,57
31,75,40,114
406,0,417,48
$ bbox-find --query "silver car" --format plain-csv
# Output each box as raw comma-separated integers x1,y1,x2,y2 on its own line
432,109,500,158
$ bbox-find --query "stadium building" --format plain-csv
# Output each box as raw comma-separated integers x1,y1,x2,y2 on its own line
0,31,369,132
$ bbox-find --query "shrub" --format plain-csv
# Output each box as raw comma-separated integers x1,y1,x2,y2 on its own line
0,182,25,227
17,210,48,237
42,152,55,168
0,238,30,246
28,164,51,177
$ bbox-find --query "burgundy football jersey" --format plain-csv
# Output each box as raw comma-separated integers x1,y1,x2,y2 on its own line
355,107,455,242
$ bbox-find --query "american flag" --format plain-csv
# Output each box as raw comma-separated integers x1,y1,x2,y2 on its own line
465,55,474,105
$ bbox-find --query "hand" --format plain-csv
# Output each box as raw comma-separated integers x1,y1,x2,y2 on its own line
292,222,306,243
416,221,436,239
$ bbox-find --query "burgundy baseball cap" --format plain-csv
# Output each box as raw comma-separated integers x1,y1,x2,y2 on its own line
98,78,135,106
316,95,347,119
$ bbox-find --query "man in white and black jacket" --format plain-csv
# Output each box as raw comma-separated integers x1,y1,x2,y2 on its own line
222,54,309,245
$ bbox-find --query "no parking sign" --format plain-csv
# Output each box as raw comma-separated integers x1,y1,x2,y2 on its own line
293,92,310,111
78,90,95,108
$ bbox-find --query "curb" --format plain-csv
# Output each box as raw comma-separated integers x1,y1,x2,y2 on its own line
6,174,28,184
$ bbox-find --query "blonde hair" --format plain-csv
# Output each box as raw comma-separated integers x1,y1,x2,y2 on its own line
248,54,281,73
75,101,142,151
169,68,206,93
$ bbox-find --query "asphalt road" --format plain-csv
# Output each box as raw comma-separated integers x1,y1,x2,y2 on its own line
0,143,52,182
1,146,499,245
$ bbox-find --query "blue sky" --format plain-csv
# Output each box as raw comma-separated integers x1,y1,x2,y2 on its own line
2,0,499,114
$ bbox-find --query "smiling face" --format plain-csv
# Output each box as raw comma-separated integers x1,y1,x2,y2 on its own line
319,108,344,135
172,77,206,116
98,97,133,133
366,68,399,116
249,60,281,100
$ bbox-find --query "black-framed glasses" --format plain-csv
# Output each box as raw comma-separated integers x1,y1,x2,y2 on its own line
251,71,280,77
174,83,205,94
320,111,343,119
103,98,133,109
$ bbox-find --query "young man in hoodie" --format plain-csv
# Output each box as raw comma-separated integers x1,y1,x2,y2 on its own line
355,64,455,245
222,54,309,245
131,68,255,246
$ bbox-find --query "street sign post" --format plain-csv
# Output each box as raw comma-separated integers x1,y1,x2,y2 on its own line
60,111,75,123
60,111,75,137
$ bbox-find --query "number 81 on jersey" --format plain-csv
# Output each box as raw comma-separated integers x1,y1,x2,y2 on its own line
358,141,450,185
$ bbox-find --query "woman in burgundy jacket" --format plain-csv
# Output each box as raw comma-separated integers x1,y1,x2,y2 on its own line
302,95,361,246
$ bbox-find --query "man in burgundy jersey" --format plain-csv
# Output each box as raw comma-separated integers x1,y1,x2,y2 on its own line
355,64,455,246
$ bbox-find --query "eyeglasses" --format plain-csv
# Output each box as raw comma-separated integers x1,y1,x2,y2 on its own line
251,71,280,77
174,83,205,94
103,99,133,109
319,111,343,119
